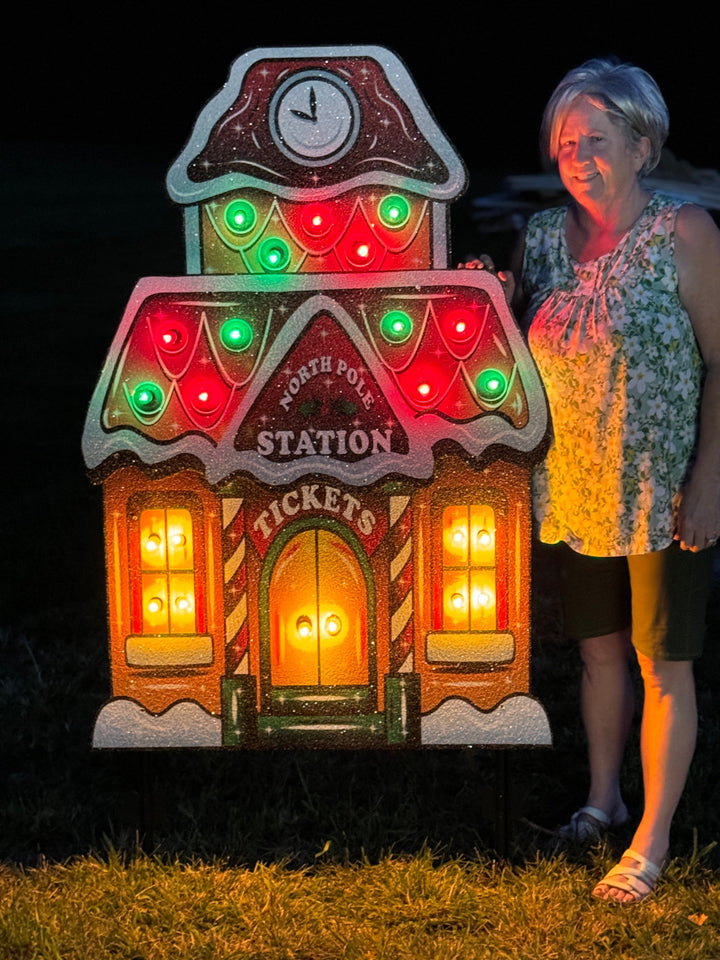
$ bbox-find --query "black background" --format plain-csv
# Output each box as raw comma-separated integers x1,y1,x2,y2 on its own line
8,6,719,170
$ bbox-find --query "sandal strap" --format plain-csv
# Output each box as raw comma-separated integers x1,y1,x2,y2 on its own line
596,849,662,901
621,848,662,882
572,806,611,827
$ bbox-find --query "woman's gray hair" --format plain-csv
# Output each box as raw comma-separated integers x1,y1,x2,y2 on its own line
541,57,669,177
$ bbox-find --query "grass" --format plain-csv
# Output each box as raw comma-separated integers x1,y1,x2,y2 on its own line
1,847,719,959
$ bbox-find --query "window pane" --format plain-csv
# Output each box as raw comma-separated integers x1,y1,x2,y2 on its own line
442,569,470,630
142,573,169,633
442,505,469,566
169,572,197,633
470,568,497,630
470,505,496,566
166,509,194,569
138,506,198,636
140,509,167,569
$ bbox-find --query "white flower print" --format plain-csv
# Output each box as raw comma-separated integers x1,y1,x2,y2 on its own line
654,315,680,345
525,195,702,555
627,362,656,395
674,369,696,399
647,396,668,419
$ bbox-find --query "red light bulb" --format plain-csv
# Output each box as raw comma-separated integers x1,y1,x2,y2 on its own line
300,203,334,237
343,232,377,269
415,372,439,404
155,319,189,354
443,310,477,344
190,381,222,415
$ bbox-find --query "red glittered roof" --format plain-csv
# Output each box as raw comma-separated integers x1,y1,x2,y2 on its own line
166,46,467,204
82,271,548,487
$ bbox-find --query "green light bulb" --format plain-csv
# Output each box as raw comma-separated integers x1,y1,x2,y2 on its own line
380,310,413,344
130,381,164,417
220,318,254,352
378,194,411,228
224,199,257,235
258,237,291,272
475,368,508,402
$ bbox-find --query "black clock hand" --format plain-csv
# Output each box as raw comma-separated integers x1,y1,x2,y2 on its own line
290,86,318,122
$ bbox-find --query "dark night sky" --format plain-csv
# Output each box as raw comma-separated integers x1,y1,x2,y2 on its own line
8,7,719,174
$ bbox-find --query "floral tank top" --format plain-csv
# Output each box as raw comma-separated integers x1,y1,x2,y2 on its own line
524,193,703,556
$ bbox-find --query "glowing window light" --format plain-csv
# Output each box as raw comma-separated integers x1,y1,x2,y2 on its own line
155,319,189,354
377,193,410,228
324,613,342,636
130,381,164,417
380,310,413,344
137,507,198,638
451,528,467,548
220,317,254,352
258,237,292,272
442,505,468,565
475,368,509,403
300,202,334,237
440,504,501,633
145,533,162,553
476,528,492,548
147,596,164,615
169,573,196,632
450,592,466,610
167,512,193,569
473,588,493,609
224,199,257,235
296,615,313,639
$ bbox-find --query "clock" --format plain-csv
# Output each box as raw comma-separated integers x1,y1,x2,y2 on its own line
269,69,361,166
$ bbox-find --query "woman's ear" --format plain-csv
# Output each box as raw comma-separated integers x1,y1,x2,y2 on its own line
634,136,652,172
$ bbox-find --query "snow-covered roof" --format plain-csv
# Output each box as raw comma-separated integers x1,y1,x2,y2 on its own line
166,46,467,204
82,270,548,487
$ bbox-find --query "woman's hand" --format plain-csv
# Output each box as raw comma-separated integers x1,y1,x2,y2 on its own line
675,471,720,552
675,205,720,551
457,255,516,304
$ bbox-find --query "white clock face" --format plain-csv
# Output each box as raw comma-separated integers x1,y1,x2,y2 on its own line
269,70,360,166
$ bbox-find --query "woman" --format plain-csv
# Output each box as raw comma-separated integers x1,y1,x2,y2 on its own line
464,58,720,903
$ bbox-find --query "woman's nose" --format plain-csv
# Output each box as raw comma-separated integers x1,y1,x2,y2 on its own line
575,139,592,163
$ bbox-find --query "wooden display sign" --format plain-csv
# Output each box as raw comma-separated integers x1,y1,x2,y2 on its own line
83,46,551,749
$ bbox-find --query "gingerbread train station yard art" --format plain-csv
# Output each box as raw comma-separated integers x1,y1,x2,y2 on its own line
83,45,552,749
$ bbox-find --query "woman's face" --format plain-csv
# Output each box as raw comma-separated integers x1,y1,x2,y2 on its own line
556,96,649,208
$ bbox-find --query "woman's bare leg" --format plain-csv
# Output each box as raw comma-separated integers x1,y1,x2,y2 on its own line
594,655,697,902
578,628,634,822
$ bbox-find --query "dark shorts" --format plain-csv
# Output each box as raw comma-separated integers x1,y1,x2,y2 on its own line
557,541,714,660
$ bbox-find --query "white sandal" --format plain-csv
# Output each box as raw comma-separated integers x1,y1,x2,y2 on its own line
592,848,662,903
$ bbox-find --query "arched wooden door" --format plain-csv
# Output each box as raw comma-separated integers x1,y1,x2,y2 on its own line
261,524,375,715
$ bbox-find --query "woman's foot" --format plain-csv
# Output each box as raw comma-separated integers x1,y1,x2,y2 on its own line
592,849,662,904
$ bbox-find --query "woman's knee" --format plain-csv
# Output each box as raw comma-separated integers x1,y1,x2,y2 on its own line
635,652,694,696
580,629,633,671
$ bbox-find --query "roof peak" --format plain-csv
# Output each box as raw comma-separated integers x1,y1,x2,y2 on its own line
166,46,467,205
